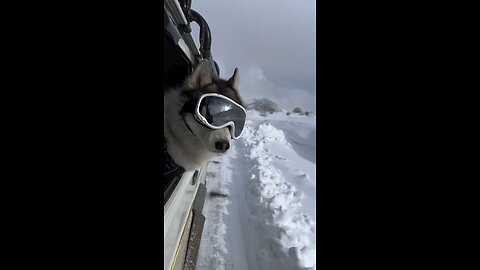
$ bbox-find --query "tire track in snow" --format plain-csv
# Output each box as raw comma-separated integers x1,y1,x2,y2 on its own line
196,158,231,270
197,141,253,270
224,142,255,270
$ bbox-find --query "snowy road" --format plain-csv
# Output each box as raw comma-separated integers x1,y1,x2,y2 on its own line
197,111,316,270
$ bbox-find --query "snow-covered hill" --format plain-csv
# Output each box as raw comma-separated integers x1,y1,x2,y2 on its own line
197,110,316,270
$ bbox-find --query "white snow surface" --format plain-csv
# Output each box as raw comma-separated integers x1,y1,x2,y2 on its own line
197,111,316,270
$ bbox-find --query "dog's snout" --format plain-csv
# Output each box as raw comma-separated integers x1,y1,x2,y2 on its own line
215,140,230,153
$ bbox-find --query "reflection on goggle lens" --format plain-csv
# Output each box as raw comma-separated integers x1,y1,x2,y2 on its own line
197,95,246,138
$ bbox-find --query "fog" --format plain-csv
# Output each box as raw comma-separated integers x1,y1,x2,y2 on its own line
192,0,316,112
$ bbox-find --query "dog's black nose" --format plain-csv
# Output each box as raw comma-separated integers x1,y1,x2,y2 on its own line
215,141,230,153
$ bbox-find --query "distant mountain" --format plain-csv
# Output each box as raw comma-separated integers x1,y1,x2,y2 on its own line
245,98,280,113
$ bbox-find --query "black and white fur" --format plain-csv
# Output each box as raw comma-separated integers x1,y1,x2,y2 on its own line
164,60,243,170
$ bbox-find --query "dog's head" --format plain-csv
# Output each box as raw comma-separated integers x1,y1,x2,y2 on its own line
181,60,243,154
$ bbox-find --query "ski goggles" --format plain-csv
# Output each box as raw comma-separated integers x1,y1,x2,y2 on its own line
193,93,247,139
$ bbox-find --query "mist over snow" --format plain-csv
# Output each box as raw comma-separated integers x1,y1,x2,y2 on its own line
242,66,316,112
191,0,316,113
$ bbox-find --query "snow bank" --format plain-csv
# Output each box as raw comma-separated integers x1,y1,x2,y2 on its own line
242,122,316,269
196,160,232,270
198,111,316,270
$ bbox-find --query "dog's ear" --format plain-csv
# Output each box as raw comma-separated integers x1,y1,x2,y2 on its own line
227,68,239,91
185,60,213,89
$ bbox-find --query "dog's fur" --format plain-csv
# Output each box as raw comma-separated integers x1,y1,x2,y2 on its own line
164,60,243,170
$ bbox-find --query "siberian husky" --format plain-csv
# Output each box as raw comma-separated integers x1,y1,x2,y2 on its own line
164,60,245,170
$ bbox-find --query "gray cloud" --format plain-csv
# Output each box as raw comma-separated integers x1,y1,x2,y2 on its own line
191,0,316,112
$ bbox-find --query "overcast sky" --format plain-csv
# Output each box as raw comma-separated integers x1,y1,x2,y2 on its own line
191,0,316,112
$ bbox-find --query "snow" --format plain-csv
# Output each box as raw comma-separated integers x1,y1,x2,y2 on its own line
197,111,316,270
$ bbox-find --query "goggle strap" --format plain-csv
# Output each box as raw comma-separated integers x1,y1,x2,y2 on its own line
178,82,217,115
179,99,198,115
